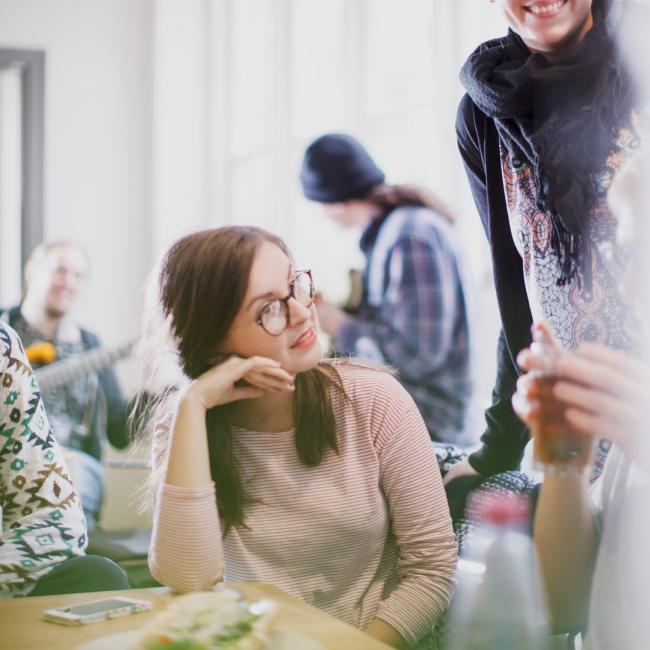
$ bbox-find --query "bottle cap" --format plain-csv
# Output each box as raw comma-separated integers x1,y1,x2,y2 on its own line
469,491,531,528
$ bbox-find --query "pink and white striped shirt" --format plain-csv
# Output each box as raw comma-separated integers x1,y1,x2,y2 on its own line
149,365,457,645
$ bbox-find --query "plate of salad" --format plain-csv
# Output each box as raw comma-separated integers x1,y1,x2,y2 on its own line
76,589,324,650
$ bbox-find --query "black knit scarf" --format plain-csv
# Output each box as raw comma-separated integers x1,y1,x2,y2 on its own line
460,0,636,287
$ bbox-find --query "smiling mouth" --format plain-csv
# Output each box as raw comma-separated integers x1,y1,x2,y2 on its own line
291,328,315,349
524,0,567,16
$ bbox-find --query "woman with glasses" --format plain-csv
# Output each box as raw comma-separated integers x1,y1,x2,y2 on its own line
143,226,456,649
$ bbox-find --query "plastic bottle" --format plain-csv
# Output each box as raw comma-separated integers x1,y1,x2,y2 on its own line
445,493,551,650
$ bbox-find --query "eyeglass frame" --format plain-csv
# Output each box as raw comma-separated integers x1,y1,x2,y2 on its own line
254,269,315,336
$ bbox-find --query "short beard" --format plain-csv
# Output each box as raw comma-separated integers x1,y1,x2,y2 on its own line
45,305,66,321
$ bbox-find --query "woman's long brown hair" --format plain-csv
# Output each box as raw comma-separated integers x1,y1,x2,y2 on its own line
156,226,345,533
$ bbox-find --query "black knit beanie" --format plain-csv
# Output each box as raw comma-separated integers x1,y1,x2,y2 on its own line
300,133,385,203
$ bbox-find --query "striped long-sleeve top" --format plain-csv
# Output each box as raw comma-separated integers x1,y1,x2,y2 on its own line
149,365,457,646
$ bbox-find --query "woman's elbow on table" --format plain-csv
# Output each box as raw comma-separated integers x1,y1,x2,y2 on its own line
148,555,224,593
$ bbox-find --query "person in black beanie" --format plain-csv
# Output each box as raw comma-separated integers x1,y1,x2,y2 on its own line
447,0,642,499
300,133,474,444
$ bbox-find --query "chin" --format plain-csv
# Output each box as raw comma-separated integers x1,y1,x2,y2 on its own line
520,1,592,54
286,348,323,375
530,26,576,49
45,305,68,320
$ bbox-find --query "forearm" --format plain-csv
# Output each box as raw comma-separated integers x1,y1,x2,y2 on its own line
364,618,408,649
534,470,597,632
149,482,224,592
151,392,225,591
165,391,213,487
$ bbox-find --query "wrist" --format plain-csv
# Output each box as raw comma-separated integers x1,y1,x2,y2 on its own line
180,384,209,413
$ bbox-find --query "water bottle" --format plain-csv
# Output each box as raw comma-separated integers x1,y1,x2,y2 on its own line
445,492,551,650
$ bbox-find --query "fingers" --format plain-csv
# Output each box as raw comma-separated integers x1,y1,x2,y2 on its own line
553,380,622,423
512,390,540,425
564,407,626,449
516,372,541,397
579,344,647,384
244,368,295,394
194,355,294,407
554,379,642,434
512,372,542,424
532,321,560,348
517,322,563,372
516,348,536,372
556,348,644,403
516,347,556,373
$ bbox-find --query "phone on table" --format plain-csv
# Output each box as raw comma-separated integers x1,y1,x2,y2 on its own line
43,596,153,625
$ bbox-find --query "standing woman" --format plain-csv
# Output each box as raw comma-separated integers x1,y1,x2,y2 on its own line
446,0,642,484
300,133,473,445
143,227,456,649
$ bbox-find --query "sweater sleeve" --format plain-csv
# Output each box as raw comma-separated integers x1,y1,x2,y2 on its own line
147,419,224,592
456,93,491,242
456,93,530,476
372,377,457,645
468,329,530,475
0,323,87,597
336,234,461,380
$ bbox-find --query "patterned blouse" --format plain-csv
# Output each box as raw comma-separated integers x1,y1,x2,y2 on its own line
499,117,644,479
0,321,87,597
499,118,643,351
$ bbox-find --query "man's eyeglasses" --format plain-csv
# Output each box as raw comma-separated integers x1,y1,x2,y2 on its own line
256,270,315,336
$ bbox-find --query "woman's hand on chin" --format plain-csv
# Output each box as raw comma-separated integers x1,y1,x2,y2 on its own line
185,355,295,410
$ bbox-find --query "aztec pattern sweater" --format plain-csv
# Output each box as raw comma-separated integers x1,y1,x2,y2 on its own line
0,321,87,597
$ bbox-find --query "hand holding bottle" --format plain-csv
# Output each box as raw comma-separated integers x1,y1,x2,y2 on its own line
513,323,592,472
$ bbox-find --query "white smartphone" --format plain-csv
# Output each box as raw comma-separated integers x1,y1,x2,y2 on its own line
43,595,153,625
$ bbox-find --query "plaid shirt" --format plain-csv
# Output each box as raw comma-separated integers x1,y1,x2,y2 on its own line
336,207,472,443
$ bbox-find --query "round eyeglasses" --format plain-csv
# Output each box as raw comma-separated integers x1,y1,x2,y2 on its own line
256,270,315,336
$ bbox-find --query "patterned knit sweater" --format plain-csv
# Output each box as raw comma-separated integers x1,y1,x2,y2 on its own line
0,322,87,597
149,366,457,646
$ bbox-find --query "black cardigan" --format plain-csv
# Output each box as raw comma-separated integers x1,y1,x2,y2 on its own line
456,93,534,476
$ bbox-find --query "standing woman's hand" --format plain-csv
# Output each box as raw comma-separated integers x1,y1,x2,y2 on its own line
552,344,648,459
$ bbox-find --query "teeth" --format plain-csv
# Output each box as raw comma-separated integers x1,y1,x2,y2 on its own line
529,1,563,14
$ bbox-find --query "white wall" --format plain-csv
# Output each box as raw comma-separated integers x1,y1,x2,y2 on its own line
0,67,22,307
0,0,508,415
0,0,153,356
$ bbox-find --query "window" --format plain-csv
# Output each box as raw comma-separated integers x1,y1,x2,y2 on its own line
0,49,44,307
207,0,443,301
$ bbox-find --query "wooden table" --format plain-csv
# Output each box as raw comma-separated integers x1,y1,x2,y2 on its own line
0,583,392,650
